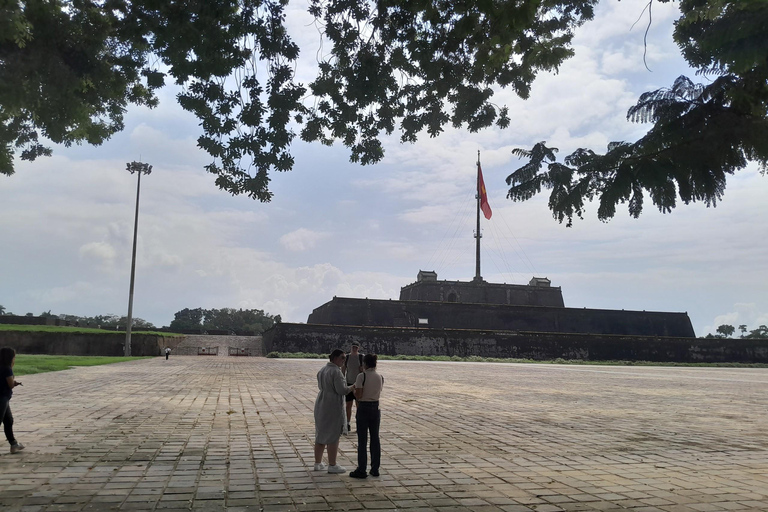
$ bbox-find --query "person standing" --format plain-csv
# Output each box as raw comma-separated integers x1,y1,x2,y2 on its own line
349,354,383,479
0,347,24,454
165,347,171,360
342,342,364,432
313,349,353,474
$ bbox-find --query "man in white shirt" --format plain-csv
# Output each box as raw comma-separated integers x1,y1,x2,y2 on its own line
349,353,384,479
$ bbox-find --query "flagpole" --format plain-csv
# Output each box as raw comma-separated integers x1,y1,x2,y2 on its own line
474,150,482,282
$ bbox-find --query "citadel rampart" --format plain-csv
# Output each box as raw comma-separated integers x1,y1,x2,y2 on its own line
399,279,565,307
307,297,695,337
264,323,768,363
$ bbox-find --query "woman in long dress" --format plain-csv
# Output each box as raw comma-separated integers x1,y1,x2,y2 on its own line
313,348,353,473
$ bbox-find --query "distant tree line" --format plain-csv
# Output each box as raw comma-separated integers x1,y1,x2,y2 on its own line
1,305,280,334
168,308,280,335
40,311,156,330
0,306,156,329
707,324,768,339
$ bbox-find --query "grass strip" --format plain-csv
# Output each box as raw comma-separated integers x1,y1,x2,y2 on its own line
265,352,768,368
13,355,152,376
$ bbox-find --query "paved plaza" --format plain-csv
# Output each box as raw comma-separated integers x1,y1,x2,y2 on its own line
0,357,767,512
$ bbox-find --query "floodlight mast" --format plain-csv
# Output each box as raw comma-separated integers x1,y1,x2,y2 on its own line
125,161,152,357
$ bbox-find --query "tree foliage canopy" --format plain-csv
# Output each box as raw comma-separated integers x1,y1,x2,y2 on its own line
507,0,768,225
1,0,597,200
8,311,157,328
169,307,279,333
56,313,156,329
707,323,768,339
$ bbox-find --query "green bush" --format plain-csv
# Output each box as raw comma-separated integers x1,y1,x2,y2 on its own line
264,352,768,367
266,352,325,359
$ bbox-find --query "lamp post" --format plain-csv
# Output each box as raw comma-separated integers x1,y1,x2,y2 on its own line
125,161,152,356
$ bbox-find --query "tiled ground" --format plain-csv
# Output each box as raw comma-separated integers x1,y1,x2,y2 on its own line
0,357,766,511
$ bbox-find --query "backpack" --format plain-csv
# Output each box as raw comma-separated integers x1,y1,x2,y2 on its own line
345,353,363,367
361,371,383,387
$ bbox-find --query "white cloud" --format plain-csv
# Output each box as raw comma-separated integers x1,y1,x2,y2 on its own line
29,281,103,306
79,242,118,266
399,204,456,225
279,228,329,252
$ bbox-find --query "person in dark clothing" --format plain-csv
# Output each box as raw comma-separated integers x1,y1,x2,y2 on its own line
0,347,24,454
342,342,364,432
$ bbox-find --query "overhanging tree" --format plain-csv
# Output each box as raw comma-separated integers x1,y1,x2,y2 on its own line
1,0,597,200
4,1,764,212
507,0,768,225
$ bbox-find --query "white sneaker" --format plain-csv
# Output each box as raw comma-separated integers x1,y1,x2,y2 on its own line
327,464,346,474
313,462,327,471
10,443,24,454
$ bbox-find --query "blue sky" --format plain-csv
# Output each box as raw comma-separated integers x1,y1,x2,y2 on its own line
1,2,766,336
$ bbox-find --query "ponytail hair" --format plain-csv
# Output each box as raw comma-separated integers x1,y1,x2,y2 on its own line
0,347,16,368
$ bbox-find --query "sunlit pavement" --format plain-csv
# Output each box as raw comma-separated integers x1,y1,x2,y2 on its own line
1,357,767,511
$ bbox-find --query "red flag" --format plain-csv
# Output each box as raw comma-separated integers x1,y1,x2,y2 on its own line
478,163,492,219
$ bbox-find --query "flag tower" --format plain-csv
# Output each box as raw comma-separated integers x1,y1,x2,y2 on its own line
474,151,492,282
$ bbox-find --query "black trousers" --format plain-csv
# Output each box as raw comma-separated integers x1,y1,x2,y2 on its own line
355,402,380,473
0,398,16,445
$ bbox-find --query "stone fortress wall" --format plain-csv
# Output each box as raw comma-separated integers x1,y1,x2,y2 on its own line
264,322,768,363
399,277,566,307
308,297,696,338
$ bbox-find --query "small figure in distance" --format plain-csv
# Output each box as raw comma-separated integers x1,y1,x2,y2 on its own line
165,347,171,360
342,342,364,433
313,349,354,474
0,347,25,454
349,353,384,479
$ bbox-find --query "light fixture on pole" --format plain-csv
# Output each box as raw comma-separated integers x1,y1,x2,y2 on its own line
125,161,152,356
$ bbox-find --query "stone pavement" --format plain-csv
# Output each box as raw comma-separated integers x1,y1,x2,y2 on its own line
0,357,767,512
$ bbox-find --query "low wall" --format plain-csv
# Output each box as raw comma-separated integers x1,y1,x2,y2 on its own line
263,323,768,363
172,334,264,356
0,331,183,356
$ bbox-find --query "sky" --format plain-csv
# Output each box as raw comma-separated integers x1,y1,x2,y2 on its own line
1,2,766,336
